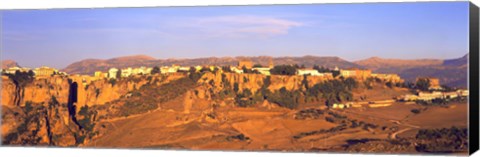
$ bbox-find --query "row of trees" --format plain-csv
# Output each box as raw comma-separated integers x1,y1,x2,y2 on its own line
415,127,468,153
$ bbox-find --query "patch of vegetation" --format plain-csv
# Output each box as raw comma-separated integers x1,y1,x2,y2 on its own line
415,127,468,153
95,88,101,98
266,87,302,109
48,96,59,109
226,134,250,141
270,64,298,75
242,66,259,74
77,105,97,132
415,78,430,91
108,79,116,86
364,78,374,89
415,96,466,106
188,67,203,81
293,123,348,139
3,104,47,145
253,64,263,68
151,66,161,74
306,79,355,107
111,74,201,118
386,81,394,88
4,70,35,88
411,109,421,114
313,65,340,77
295,108,324,120
221,66,232,73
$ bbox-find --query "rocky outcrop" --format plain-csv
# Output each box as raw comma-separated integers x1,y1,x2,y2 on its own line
80,77,150,107
1,75,156,108
1,75,70,107
1,99,80,146
197,72,333,96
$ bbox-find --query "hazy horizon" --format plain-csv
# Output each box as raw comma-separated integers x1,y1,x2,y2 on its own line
1,2,469,69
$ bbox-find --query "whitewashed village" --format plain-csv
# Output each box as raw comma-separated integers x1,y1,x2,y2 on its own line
2,59,468,110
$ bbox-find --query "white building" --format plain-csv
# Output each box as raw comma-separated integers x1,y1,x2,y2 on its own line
161,66,178,74
121,67,133,77
132,66,150,75
297,69,332,77
108,68,119,79
297,69,320,76
457,89,469,97
252,67,271,75
230,67,244,74
178,66,191,72
4,67,31,74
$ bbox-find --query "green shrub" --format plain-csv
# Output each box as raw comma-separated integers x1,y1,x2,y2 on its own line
411,109,421,114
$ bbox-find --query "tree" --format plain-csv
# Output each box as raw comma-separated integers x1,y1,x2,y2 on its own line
313,65,329,73
385,81,394,88
364,78,374,89
313,65,340,77
222,66,232,73
344,77,357,90
270,65,297,75
116,69,122,79
7,70,34,88
253,64,263,68
151,66,161,74
27,70,35,77
301,75,309,90
416,78,430,91
331,71,340,77
188,67,202,81
242,66,257,74
212,67,220,73
200,67,211,73
233,82,239,93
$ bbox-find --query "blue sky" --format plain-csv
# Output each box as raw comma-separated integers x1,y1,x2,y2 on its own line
1,2,469,69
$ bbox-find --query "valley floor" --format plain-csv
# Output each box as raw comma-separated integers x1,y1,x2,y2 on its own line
83,101,468,155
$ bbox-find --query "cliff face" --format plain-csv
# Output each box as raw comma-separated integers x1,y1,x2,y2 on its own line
2,99,81,146
80,77,150,107
1,76,70,107
1,75,156,146
198,72,333,93
2,75,153,107
194,72,333,102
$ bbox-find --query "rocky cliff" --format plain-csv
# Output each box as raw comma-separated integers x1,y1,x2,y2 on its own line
1,75,157,108
1,75,70,107
200,72,332,91
1,74,163,146
195,72,334,101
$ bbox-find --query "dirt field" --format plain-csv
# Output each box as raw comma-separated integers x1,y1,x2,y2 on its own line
84,98,468,152
403,103,468,128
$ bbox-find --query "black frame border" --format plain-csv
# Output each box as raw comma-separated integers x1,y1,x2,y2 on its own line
469,1,479,155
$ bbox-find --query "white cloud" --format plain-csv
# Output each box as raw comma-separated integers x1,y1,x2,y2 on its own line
181,15,304,39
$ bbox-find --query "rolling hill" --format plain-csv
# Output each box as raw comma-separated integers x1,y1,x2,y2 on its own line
1,60,20,69
355,54,468,88
62,55,363,75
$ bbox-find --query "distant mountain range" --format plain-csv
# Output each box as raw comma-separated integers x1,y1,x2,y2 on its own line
355,54,468,88
61,55,362,75
1,60,20,69
2,54,468,88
